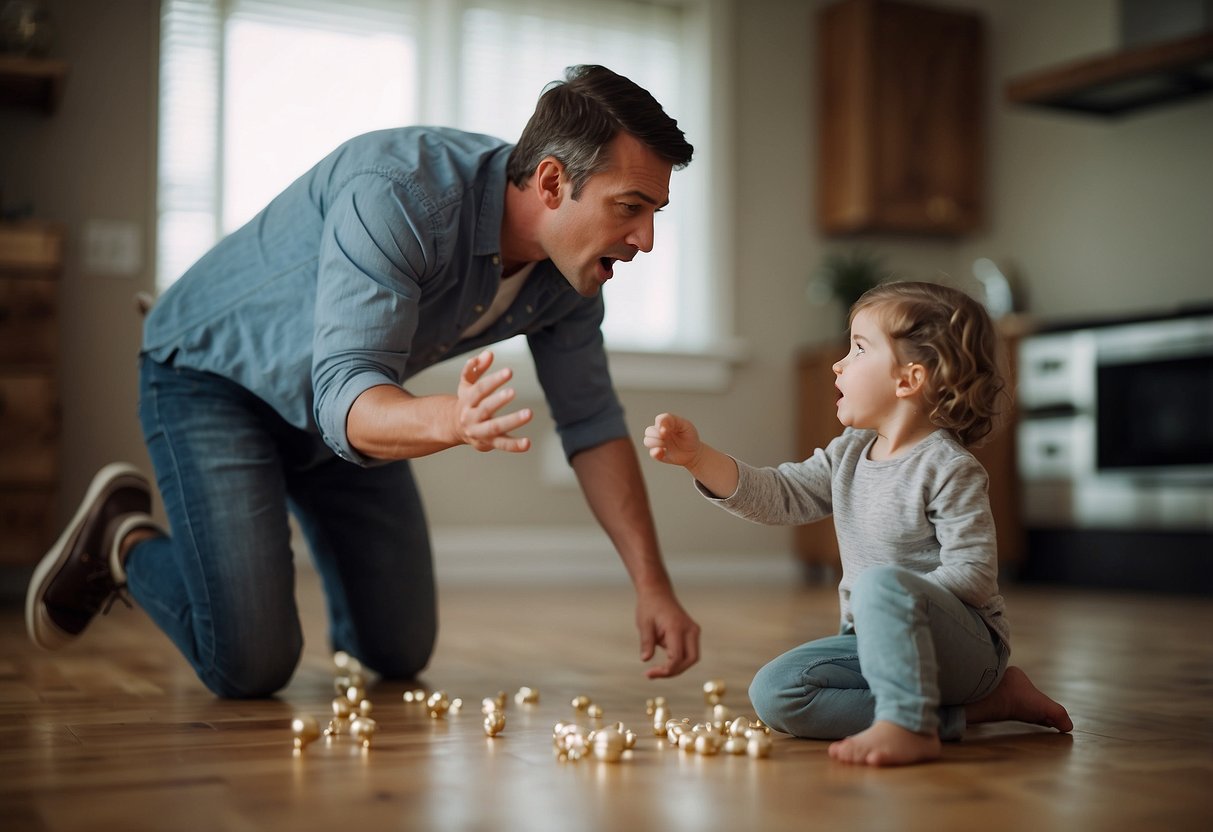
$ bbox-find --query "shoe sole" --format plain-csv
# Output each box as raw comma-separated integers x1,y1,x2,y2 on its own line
25,462,149,650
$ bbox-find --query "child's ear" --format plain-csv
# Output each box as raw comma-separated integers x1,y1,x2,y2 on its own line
895,362,927,399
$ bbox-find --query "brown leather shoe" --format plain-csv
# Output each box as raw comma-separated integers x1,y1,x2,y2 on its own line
26,463,153,650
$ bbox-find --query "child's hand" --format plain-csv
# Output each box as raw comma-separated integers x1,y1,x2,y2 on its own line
644,412,702,468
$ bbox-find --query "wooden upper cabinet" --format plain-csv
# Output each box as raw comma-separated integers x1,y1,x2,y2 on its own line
816,0,984,236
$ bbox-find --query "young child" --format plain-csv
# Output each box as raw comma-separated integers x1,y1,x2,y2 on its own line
644,281,1071,766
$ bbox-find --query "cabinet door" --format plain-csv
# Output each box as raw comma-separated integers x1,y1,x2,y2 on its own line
817,0,984,235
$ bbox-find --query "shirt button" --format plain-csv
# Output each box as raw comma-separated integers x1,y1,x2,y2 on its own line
491,255,501,266
505,315,513,324
474,304,485,313
525,305,533,314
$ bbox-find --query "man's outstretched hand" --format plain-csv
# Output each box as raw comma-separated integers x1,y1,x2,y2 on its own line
635,585,701,679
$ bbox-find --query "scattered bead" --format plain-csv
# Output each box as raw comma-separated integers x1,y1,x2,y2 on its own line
694,734,722,756
651,705,670,736
746,732,773,758
728,717,751,738
291,715,320,751
586,704,604,720
427,690,451,719
723,736,747,755
484,710,506,737
571,695,591,712
349,715,377,748
514,686,540,705
593,727,626,762
703,678,726,705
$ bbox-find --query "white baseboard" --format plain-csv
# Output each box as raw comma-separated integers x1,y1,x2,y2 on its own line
428,525,801,586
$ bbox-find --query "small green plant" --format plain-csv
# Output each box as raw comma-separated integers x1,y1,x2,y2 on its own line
807,248,887,312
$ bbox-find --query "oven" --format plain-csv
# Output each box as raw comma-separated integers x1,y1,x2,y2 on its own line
1015,308,1213,592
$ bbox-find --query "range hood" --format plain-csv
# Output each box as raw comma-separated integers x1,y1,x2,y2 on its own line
1005,31,1213,116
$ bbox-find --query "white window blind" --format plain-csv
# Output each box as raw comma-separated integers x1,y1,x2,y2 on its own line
157,0,731,357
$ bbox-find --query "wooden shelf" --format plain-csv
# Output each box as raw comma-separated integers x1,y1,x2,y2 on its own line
0,54,68,114
1005,32,1213,116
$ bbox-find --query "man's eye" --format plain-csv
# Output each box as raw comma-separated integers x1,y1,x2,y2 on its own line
619,203,640,213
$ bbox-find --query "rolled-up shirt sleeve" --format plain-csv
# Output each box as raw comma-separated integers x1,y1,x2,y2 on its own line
527,294,627,460
312,173,433,464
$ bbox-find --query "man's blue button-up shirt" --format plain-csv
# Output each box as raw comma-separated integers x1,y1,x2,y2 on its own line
143,127,626,464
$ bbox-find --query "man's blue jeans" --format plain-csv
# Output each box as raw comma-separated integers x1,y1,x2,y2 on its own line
129,356,437,697
749,565,1009,741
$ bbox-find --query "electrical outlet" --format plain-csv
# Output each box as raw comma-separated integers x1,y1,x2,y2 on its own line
83,219,142,277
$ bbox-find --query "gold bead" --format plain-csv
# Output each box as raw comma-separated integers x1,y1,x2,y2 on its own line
645,697,655,716
331,697,352,718
723,736,747,755
592,728,626,763
694,734,722,756
703,678,726,705
403,688,427,704
333,651,362,675
345,685,365,707
571,695,591,712
728,717,751,738
586,704,603,720
484,711,506,737
514,686,540,705
678,732,695,752
359,700,374,717
349,715,377,748
426,690,451,719
482,697,500,714
291,715,320,750
746,732,772,758
448,698,463,714
712,704,732,722
651,705,670,736
666,723,686,747
623,730,638,750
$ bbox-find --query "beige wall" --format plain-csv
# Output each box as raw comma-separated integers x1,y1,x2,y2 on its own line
3,0,1210,573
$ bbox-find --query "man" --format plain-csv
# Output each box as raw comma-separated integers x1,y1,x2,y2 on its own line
26,65,702,697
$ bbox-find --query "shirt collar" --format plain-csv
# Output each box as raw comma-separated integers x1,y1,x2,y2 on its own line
473,145,513,257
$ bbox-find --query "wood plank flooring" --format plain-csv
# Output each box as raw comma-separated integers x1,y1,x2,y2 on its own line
2,568,1211,831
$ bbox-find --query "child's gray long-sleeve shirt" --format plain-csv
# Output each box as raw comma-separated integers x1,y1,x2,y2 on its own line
697,428,1010,645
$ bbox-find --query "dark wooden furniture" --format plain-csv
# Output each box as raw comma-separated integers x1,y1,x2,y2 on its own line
816,0,984,235
0,221,63,565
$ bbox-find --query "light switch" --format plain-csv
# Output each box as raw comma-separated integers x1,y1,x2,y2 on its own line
83,219,142,277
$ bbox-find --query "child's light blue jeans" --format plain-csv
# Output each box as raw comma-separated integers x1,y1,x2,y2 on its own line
127,356,437,698
749,565,1009,740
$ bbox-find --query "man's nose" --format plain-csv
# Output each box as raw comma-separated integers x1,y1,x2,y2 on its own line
626,216,655,253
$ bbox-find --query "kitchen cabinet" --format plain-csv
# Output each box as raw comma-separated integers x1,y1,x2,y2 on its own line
0,221,63,565
793,326,1024,577
816,0,984,235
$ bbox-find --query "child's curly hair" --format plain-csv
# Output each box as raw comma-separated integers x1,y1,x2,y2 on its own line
850,282,1007,447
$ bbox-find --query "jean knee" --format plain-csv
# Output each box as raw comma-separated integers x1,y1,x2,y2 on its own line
749,658,805,734
197,631,303,699
361,638,435,681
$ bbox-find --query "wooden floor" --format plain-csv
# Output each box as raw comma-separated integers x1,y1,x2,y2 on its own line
2,567,1211,832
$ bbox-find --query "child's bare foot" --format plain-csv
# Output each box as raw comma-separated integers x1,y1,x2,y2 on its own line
966,666,1073,732
828,720,942,767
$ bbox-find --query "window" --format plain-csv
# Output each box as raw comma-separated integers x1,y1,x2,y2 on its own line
157,0,735,364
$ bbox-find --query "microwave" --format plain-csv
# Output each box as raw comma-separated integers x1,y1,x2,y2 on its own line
1017,309,1213,532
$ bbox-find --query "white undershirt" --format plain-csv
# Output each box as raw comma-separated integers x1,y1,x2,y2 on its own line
460,261,537,339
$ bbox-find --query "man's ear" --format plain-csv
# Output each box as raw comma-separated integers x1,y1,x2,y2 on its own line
534,157,565,209
895,362,927,399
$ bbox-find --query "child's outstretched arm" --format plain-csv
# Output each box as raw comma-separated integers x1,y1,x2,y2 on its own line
644,413,740,499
